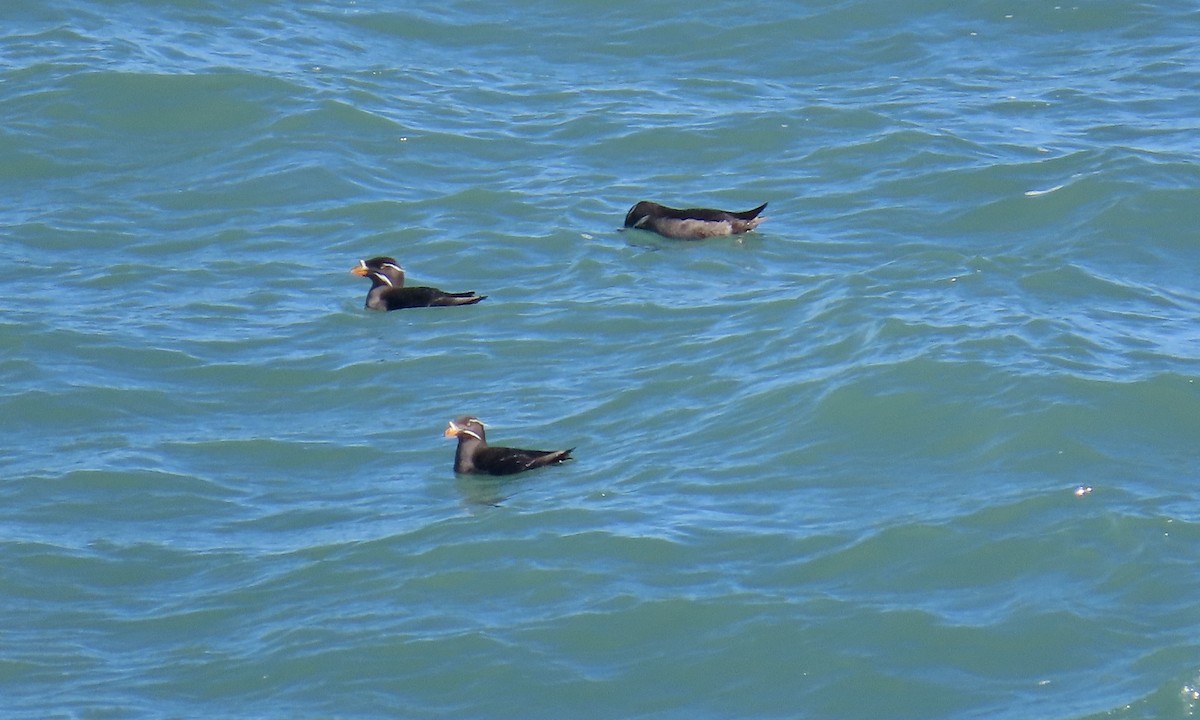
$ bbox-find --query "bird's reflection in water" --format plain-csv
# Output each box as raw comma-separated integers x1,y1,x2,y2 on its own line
453,475,518,509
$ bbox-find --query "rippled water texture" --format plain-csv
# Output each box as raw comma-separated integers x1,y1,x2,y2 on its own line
3,1,1200,718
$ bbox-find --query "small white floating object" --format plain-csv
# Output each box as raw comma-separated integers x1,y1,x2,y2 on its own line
1025,184,1065,197
1074,486,1093,497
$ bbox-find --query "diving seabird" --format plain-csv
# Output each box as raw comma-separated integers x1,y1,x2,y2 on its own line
623,201,768,240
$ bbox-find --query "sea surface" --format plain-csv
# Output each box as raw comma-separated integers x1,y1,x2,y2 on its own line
3,1,1200,718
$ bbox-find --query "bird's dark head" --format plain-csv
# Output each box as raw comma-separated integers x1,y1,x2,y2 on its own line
351,257,405,284
444,416,487,442
624,201,661,229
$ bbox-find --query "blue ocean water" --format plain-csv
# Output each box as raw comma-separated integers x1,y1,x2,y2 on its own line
3,0,1200,718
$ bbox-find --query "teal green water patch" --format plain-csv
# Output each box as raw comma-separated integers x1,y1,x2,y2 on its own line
70,70,282,135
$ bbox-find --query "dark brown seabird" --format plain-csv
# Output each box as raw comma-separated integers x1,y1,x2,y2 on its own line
443,416,574,476
350,256,485,311
623,201,768,240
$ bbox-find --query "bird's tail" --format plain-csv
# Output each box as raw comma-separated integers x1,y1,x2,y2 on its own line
440,293,486,306
732,202,768,220
541,448,574,466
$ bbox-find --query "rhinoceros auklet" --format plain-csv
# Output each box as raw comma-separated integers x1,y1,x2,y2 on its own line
350,256,485,311
443,416,574,476
623,201,768,240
